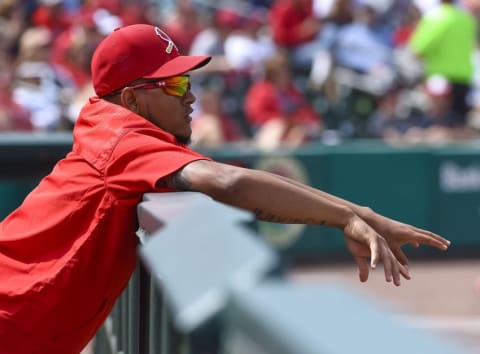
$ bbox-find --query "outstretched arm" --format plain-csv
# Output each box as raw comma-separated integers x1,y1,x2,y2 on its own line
267,173,450,265
161,160,415,286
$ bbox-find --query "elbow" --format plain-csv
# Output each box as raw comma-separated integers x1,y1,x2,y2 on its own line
208,166,251,205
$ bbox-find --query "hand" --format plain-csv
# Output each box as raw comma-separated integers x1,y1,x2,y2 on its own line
367,213,450,267
343,215,410,286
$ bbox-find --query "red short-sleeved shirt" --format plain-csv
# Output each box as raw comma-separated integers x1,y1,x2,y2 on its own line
0,98,210,354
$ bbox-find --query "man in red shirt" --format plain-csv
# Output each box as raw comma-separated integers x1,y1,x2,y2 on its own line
245,52,322,150
270,0,320,48
0,24,450,354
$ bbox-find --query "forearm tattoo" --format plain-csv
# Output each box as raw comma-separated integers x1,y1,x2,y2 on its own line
253,208,323,225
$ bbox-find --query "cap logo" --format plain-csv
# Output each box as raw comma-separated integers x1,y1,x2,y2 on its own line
154,26,176,54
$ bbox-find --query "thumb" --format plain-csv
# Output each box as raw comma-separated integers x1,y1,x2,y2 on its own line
354,256,370,283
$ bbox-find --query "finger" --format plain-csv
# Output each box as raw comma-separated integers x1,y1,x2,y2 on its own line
415,234,449,250
386,242,411,280
392,248,411,280
369,240,380,269
410,228,451,249
392,246,409,267
354,256,369,283
381,247,393,283
399,262,411,280
391,255,401,287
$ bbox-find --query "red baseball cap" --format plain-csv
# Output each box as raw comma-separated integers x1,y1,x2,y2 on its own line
91,24,211,97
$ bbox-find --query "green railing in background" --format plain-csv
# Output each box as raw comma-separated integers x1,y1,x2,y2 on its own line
1,133,479,261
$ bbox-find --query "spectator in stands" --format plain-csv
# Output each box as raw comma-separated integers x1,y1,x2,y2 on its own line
309,0,354,90
326,2,397,136
31,0,72,37
74,0,150,28
163,0,206,55
333,4,394,80
189,7,241,73
223,9,275,76
421,75,458,127
315,0,354,46
0,56,32,131
270,0,329,89
12,26,66,131
53,6,122,87
392,2,421,48
0,0,31,62
402,75,480,144
408,0,478,128
115,0,151,26
51,10,105,90
79,0,122,18
366,84,405,139
269,0,322,69
245,52,323,150
0,24,451,353
191,87,245,147
189,6,257,138
269,0,353,87
373,75,480,144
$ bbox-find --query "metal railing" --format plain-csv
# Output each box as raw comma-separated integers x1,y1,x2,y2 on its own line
95,192,277,354
96,192,472,354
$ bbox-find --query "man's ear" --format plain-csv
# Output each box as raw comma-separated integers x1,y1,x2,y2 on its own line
120,88,139,113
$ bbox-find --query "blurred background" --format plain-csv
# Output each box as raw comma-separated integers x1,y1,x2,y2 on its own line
0,0,479,353
0,0,480,145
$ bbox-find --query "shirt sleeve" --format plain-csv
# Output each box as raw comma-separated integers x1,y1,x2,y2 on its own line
106,130,211,197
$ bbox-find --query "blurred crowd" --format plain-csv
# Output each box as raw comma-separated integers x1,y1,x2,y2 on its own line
1,0,480,150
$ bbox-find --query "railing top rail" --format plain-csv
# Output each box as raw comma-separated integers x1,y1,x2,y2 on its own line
137,192,278,332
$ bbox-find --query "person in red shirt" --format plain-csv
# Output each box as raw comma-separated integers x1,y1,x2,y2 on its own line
31,0,72,37
0,24,450,354
270,0,319,48
268,0,342,85
245,52,322,150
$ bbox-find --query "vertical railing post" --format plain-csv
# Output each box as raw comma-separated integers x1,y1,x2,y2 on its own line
126,268,139,354
160,295,170,354
148,278,161,354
